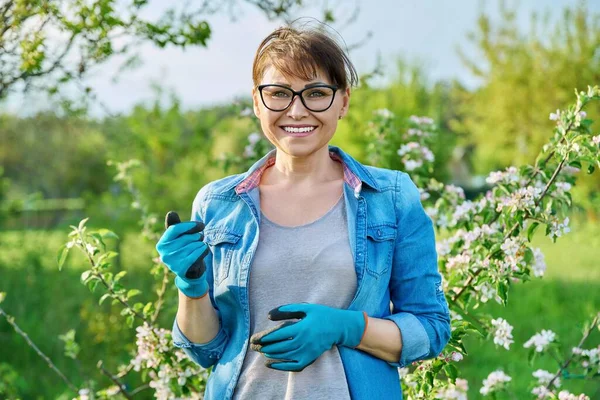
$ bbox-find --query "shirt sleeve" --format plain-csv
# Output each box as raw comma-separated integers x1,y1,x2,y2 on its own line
171,313,230,368
383,172,451,368
170,186,230,369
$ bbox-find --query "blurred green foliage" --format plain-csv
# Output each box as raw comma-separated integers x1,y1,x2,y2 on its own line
452,0,600,211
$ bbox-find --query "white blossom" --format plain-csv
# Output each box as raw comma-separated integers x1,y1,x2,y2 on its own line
397,367,410,378
451,351,464,362
244,144,256,158
248,132,262,145
476,282,501,304
404,159,422,171
480,370,511,396
446,253,472,271
486,166,520,185
436,378,468,400
375,108,394,119
549,109,561,121
491,318,514,350
524,330,556,352
532,369,560,387
532,248,547,277
409,115,434,125
532,385,554,399
549,217,571,239
78,388,90,400
496,186,542,213
592,135,600,145
554,182,572,193
558,390,590,400
239,107,253,117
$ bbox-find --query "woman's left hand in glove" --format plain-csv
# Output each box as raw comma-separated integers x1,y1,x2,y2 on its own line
249,303,368,372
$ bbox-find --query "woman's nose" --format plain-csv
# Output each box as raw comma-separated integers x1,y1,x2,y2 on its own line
286,95,309,118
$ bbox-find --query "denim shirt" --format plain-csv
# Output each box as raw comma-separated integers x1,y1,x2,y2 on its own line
171,145,451,399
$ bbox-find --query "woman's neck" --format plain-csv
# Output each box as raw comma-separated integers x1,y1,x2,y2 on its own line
262,146,343,188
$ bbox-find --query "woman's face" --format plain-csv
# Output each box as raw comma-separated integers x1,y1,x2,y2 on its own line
252,65,350,159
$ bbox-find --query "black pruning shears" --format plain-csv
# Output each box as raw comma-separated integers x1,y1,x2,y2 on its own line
164,211,210,279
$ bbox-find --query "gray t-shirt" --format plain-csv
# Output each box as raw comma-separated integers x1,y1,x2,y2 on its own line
232,194,356,400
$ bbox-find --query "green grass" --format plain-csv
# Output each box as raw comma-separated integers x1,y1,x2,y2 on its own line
0,222,598,399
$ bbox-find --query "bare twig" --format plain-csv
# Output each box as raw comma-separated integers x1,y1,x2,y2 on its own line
0,306,78,394
97,360,133,400
130,384,151,396
152,266,171,324
545,313,600,390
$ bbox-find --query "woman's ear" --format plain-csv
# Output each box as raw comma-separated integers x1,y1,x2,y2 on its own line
252,88,261,118
339,87,351,119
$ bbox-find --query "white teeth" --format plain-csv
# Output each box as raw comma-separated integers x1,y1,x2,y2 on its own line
283,126,316,133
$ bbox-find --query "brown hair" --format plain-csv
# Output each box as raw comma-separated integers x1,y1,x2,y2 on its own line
252,20,358,91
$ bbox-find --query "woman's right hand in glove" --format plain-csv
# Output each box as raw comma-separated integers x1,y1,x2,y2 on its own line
156,221,210,298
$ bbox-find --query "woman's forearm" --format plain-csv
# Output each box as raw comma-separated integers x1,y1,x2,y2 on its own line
176,290,220,344
355,317,403,364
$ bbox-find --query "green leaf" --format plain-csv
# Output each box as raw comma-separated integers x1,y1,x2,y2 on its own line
114,271,127,282
0,292,6,304
78,217,90,231
527,222,540,242
87,279,99,293
98,229,119,240
143,302,153,315
424,370,434,387
99,293,111,305
90,233,106,251
497,281,508,306
523,247,534,264
569,160,582,169
444,364,458,381
528,348,536,366
127,289,141,299
57,245,69,271
81,270,92,283
126,315,135,328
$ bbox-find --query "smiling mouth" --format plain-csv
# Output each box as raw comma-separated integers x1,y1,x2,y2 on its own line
280,126,318,136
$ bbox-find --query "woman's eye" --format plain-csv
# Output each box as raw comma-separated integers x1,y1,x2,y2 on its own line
272,91,290,98
306,89,329,97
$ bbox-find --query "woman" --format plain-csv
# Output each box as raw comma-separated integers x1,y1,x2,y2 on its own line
156,21,451,400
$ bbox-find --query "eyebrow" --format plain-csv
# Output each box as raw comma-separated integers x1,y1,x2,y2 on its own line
273,81,328,88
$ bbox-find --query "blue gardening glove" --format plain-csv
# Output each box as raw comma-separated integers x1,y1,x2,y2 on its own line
156,217,210,298
249,303,368,372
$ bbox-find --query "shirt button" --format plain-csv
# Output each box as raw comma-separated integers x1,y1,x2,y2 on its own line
377,229,382,237
358,252,362,256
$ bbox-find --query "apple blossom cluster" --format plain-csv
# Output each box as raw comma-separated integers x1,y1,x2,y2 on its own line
491,318,514,350
572,345,600,374
480,370,512,396
243,132,262,158
397,141,435,171
524,329,557,353
130,322,207,399
434,378,468,400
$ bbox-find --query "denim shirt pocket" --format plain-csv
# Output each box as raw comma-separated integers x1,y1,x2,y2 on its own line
365,224,397,277
203,228,242,285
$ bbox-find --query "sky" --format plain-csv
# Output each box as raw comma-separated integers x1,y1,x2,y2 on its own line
2,0,597,117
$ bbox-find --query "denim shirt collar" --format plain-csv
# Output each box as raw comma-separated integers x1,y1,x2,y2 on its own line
228,145,381,198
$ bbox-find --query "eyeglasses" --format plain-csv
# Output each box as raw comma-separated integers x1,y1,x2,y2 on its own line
257,84,339,112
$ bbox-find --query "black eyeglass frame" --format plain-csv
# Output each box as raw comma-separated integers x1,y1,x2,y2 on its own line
256,83,339,112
